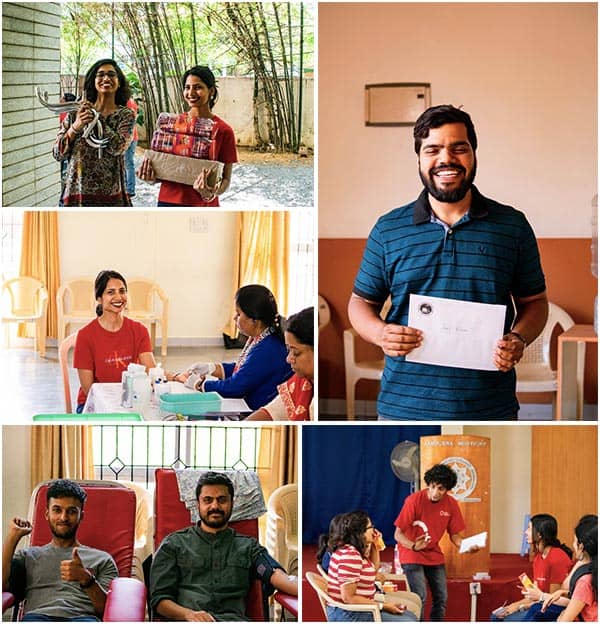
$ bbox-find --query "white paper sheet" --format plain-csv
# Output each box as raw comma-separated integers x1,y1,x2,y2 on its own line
405,294,506,371
459,531,488,553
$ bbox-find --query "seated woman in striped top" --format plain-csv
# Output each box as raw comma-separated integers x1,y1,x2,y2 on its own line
326,510,417,621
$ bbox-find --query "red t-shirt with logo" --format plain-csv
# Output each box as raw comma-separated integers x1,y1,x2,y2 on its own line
394,488,466,566
73,317,152,405
157,115,237,207
532,547,572,592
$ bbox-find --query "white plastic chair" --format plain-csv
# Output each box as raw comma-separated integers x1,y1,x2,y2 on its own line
125,278,169,357
306,570,382,621
58,332,78,413
266,484,298,575
1,276,48,357
318,295,331,330
343,297,392,420
56,278,95,341
515,302,580,414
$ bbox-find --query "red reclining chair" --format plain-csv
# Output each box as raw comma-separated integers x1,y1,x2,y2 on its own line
3,480,146,621
151,468,266,621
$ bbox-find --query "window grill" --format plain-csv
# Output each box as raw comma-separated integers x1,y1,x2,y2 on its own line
92,424,265,490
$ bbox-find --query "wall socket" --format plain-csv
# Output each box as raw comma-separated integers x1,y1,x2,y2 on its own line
469,582,481,595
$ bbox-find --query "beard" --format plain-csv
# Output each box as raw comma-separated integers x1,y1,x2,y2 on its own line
49,523,78,540
419,159,477,203
200,508,232,529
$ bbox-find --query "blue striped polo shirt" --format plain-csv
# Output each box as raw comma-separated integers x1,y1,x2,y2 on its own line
353,186,546,420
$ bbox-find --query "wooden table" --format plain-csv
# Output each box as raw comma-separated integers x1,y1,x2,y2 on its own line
556,324,597,419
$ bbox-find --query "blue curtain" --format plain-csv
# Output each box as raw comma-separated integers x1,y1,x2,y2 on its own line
302,424,440,544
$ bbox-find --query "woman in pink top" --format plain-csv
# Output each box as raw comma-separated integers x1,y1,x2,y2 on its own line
326,510,416,621
541,514,597,621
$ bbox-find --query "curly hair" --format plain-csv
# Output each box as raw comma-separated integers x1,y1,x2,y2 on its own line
423,464,457,490
46,479,87,508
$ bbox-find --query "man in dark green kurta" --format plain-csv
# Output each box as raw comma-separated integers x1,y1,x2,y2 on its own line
150,472,297,622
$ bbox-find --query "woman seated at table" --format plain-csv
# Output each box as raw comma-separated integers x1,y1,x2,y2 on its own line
73,270,156,412
172,284,292,410
246,306,313,421
491,514,573,621
326,510,417,621
539,514,597,622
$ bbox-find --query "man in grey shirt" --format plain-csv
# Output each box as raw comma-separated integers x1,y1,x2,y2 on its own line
2,479,117,621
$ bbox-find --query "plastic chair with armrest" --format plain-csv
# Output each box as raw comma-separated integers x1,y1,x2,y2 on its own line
59,332,78,413
313,564,421,620
56,278,95,342
515,302,580,413
306,570,382,621
126,279,169,357
1,277,48,357
343,297,392,420
318,295,331,330
266,484,298,575
151,468,266,621
5,480,146,621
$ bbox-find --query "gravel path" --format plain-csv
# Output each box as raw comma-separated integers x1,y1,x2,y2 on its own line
130,151,313,209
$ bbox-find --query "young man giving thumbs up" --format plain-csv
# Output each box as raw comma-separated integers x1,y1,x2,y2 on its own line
2,479,117,621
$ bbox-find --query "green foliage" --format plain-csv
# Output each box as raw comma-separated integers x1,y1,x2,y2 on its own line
59,2,314,151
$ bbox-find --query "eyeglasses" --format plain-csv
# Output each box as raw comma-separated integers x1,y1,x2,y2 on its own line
366,525,375,530
96,71,117,79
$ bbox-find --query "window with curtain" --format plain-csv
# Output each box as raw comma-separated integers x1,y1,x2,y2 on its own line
0,209,24,280
288,208,314,315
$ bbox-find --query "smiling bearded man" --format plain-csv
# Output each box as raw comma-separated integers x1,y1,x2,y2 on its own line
349,104,548,420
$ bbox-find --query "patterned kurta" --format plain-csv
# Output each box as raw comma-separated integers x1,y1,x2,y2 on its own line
53,106,134,206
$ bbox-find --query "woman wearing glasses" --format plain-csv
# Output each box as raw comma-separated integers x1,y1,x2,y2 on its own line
326,511,418,621
53,59,134,206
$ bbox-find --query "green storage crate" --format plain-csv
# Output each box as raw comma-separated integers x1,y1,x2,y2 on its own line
159,392,221,417
33,413,142,422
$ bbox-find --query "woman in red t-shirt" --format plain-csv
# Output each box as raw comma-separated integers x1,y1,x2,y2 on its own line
491,513,573,620
73,270,156,412
138,65,238,207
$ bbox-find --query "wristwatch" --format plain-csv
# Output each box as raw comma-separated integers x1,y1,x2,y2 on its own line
508,331,527,347
80,569,96,589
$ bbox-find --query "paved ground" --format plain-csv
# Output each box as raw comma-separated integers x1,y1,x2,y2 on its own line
130,148,314,209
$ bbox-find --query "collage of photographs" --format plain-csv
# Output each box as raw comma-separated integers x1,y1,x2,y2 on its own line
0,2,597,623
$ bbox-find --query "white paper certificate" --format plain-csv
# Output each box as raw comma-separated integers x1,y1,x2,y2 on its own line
459,531,488,553
405,294,506,371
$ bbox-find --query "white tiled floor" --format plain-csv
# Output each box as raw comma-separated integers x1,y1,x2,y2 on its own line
0,344,241,421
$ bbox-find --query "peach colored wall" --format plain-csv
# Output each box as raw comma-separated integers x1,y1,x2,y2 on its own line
318,238,597,404
318,3,597,239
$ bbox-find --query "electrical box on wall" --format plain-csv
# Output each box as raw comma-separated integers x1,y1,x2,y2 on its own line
189,216,209,233
365,82,431,126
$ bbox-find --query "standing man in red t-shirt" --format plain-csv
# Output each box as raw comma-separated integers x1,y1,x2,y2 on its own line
394,464,478,621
